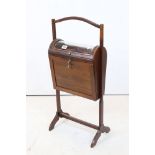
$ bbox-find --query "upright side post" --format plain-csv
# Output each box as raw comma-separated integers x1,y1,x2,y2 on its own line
49,19,60,131
91,24,110,148
99,24,104,128
51,19,62,113
52,19,56,40
56,90,62,113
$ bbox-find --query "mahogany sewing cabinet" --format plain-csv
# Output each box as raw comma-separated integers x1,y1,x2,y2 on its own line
48,16,110,148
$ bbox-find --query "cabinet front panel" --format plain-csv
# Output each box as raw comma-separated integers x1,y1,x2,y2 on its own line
52,56,94,96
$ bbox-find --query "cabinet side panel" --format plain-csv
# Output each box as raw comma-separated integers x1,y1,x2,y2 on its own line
93,48,101,99
48,54,56,89
102,47,107,95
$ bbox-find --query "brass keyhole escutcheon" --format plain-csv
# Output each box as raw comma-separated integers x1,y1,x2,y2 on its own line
67,59,71,69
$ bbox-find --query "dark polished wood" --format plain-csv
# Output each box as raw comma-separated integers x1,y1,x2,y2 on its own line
48,41,105,101
48,16,110,148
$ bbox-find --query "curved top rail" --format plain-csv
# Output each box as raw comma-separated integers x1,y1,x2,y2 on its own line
54,16,100,28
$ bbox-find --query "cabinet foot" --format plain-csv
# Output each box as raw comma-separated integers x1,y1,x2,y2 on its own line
90,125,110,148
91,130,101,148
49,113,59,131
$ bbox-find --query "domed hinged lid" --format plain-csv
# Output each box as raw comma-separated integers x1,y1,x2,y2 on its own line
48,39,99,61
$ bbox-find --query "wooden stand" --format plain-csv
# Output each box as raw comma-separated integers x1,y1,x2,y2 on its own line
49,17,110,148
49,90,110,147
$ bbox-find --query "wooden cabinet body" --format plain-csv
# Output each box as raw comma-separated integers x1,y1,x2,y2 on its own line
48,17,110,148
48,39,107,101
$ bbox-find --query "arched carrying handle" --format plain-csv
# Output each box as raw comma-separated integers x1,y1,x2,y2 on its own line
55,16,100,28
51,16,104,47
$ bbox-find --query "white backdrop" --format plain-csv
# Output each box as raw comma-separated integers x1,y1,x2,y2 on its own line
26,0,128,95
